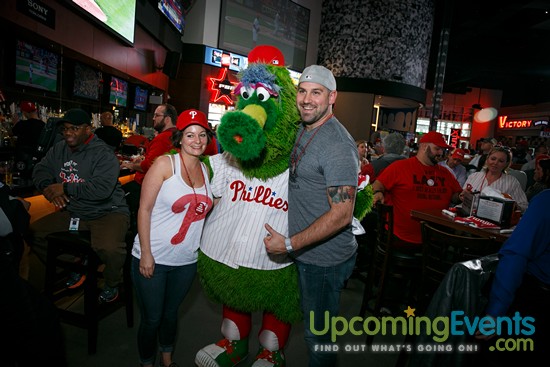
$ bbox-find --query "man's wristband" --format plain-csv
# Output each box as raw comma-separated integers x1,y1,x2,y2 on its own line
284,237,294,253
63,182,69,195
373,190,384,195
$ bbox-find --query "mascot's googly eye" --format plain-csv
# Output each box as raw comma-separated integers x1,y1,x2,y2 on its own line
240,86,254,100
255,87,271,102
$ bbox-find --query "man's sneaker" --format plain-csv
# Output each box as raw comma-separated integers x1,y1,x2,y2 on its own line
195,338,248,367
98,285,119,303
66,272,86,289
251,347,285,367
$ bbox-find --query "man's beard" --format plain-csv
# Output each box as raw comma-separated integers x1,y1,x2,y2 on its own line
426,146,441,165
299,104,329,125
154,120,165,133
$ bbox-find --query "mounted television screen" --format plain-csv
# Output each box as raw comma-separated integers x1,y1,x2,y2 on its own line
218,0,310,70
109,76,128,107
73,62,101,100
70,0,136,44
15,39,59,92
134,86,148,111
157,0,184,33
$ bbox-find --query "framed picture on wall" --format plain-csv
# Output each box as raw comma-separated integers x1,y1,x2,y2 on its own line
218,0,309,70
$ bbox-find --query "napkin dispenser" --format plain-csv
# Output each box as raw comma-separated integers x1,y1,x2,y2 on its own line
475,195,515,228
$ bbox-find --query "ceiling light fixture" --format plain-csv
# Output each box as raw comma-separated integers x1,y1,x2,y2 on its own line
473,88,497,123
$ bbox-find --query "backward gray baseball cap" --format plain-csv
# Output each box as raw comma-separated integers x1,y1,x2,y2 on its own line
299,65,337,91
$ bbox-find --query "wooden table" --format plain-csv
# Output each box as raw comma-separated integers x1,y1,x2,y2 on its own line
411,208,511,243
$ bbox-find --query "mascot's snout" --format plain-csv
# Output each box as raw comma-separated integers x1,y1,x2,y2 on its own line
217,109,267,161
241,104,268,128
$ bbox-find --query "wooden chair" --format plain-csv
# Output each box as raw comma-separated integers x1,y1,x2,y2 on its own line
360,204,422,326
43,230,134,354
417,221,502,312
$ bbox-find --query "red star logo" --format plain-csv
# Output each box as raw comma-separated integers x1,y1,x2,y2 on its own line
208,67,237,105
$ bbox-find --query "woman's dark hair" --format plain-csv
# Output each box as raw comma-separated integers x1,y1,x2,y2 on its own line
171,126,213,148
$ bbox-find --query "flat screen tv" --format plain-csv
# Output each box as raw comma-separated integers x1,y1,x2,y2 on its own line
109,76,128,107
15,39,59,92
218,0,310,70
73,62,101,100
158,0,184,33
70,0,136,44
134,86,148,111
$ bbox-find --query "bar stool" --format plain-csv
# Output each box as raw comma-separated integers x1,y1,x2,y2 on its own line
360,204,422,344
43,230,134,354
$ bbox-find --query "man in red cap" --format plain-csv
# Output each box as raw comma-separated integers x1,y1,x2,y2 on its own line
439,148,467,186
372,131,463,247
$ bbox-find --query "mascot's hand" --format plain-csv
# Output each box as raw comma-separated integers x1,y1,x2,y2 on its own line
263,223,287,255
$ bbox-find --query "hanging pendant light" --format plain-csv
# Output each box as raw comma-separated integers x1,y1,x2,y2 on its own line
472,88,497,123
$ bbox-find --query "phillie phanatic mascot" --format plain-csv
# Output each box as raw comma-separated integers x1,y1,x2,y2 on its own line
195,45,300,367
195,45,372,367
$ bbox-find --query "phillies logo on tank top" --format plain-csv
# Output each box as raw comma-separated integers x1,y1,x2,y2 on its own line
170,193,212,244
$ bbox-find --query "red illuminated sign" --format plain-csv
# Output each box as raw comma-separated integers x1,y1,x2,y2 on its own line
449,128,461,148
498,115,532,129
208,68,237,105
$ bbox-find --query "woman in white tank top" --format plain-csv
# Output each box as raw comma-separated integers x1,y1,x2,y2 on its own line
131,109,214,367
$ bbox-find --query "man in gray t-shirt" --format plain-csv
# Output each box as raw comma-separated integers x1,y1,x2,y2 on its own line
264,65,358,366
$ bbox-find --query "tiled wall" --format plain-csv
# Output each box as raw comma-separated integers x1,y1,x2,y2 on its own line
317,0,434,88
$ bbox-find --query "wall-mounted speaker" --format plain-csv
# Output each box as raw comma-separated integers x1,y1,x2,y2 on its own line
163,51,181,79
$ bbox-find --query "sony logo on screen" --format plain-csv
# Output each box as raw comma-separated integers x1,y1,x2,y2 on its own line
27,0,49,16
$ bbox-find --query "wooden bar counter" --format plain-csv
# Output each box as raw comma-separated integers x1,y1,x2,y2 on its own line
15,173,134,223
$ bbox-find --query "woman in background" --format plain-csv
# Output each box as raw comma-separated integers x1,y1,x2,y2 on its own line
526,154,550,202
356,139,374,178
462,146,528,212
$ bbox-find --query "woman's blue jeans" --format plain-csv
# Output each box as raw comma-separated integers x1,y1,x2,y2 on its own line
296,254,356,367
131,256,196,365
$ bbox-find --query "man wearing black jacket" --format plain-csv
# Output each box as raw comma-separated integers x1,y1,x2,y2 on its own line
30,108,129,303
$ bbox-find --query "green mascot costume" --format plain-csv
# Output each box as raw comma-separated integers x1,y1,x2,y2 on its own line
195,45,372,367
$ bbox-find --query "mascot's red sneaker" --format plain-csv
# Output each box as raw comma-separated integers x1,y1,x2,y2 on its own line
251,347,285,367
195,338,248,367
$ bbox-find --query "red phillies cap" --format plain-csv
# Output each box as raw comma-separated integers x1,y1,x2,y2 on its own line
20,101,37,113
248,45,285,66
176,109,210,132
419,131,452,149
451,148,466,160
